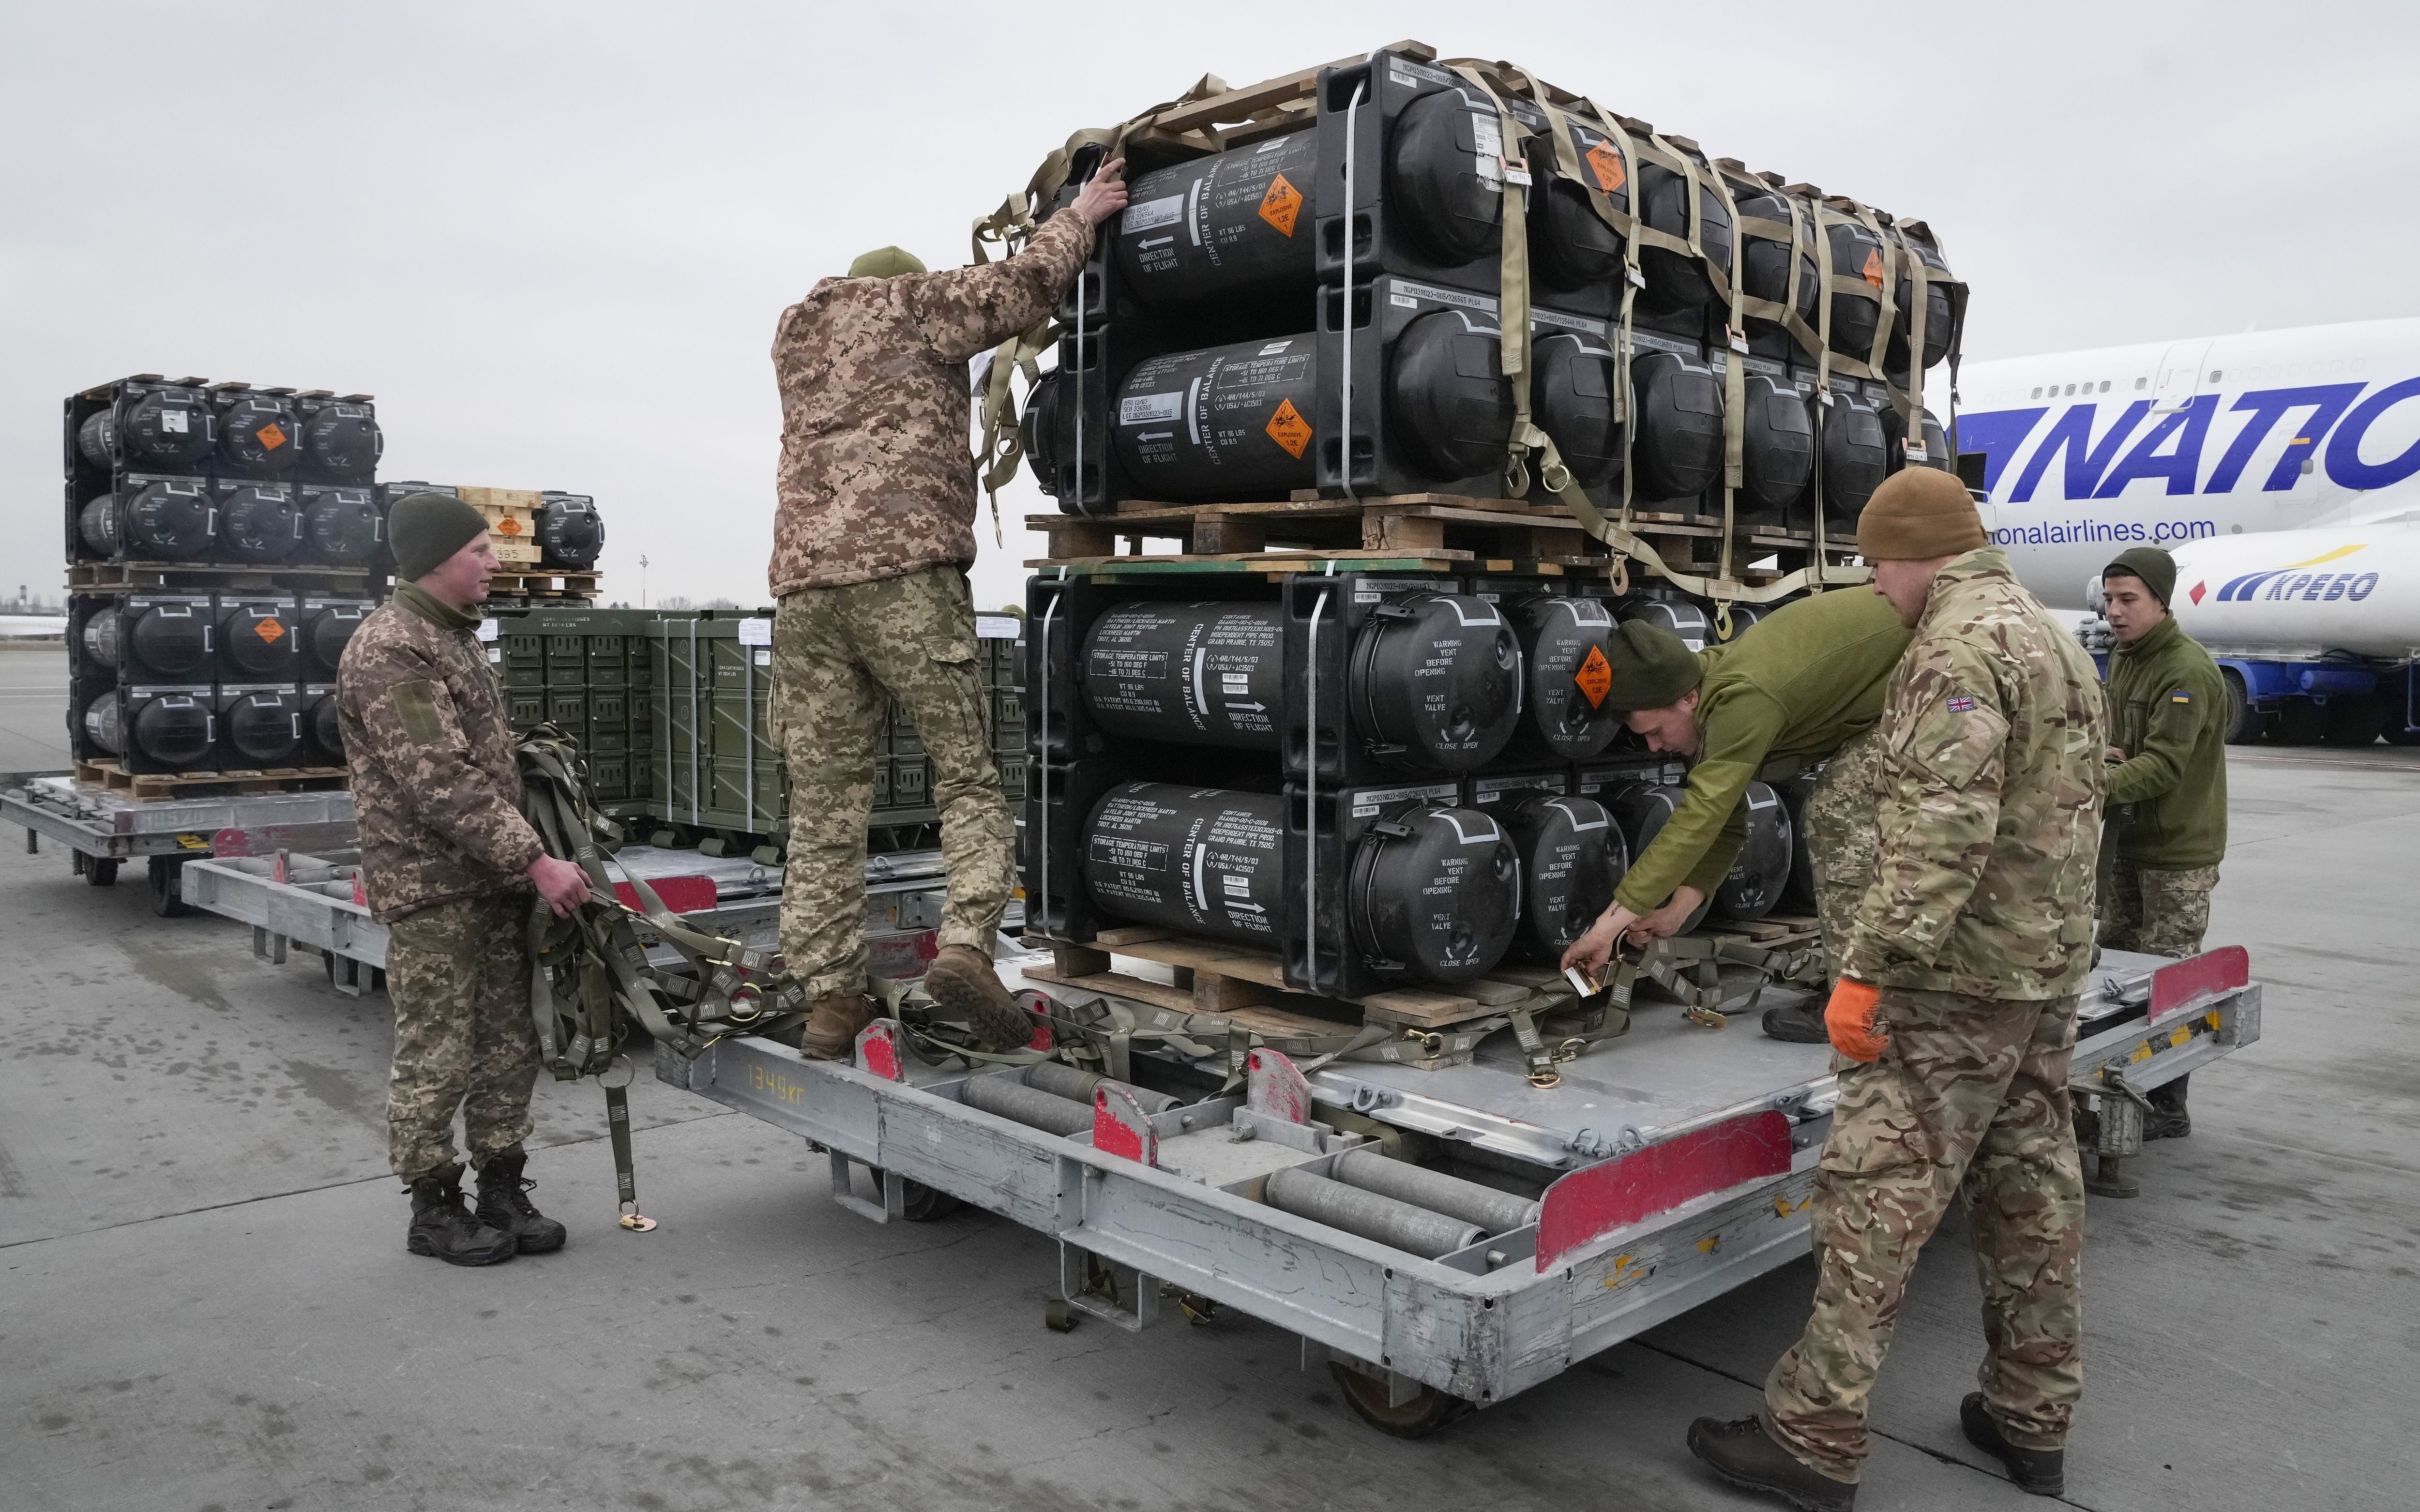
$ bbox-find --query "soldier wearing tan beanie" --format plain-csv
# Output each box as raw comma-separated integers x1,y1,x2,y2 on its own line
1689,458,2111,1503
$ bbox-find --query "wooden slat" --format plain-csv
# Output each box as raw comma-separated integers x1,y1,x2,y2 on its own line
1112,936,1289,989
1356,988,1486,1029
1090,923,1180,947
1143,40,1434,137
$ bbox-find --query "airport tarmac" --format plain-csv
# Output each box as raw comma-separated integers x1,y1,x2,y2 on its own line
1,640,2414,1512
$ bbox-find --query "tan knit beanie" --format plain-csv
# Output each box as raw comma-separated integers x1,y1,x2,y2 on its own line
1857,467,1986,561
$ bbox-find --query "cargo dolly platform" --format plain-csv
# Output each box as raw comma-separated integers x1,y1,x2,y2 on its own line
1,771,358,917
664,938,2260,1436
167,843,951,996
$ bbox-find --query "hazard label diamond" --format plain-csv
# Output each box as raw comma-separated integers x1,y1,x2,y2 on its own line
1258,173,1303,237
1265,398,1312,459
1574,644,1612,709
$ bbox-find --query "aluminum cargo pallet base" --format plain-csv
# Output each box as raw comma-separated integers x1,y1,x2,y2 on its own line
3,772,356,860
665,946,2259,1423
176,845,956,995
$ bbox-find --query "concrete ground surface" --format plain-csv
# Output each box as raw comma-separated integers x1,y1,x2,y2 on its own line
1,639,2415,1512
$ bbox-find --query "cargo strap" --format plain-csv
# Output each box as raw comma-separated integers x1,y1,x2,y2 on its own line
518,728,803,1227
1436,63,1848,607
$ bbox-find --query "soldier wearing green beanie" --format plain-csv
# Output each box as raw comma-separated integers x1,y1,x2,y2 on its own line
333,489,593,1267
1564,590,1913,1044
2096,544,2226,1140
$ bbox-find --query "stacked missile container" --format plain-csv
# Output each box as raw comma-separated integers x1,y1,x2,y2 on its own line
1016,45,1966,550
1013,46,1922,998
61,377,613,784
63,375,389,779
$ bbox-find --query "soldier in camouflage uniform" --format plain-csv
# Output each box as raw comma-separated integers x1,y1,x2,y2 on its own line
766,160,1128,1059
1559,590,1912,1041
339,492,592,1267
1688,468,2107,1509
2096,545,2227,1139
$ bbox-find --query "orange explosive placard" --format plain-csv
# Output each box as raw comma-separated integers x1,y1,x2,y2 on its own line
1259,173,1303,237
1585,141,1626,197
1573,643,1612,708
1265,398,1313,458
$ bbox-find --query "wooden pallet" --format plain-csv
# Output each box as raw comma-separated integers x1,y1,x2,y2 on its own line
66,560,382,592
1025,913,1826,1047
486,570,600,600
74,760,348,801
1032,493,1616,566
1023,923,1542,1037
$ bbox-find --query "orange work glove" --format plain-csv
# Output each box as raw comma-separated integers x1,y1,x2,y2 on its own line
1825,980,1887,1063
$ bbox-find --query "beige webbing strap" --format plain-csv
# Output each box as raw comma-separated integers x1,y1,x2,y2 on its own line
1848,202,1899,401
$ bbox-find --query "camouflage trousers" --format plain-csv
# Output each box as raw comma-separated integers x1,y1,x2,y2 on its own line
1802,727,1885,984
1763,987,2086,1484
771,564,1015,998
2099,860,2216,957
385,892,540,1180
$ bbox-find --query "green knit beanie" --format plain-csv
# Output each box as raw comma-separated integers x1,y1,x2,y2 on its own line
2104,545,2178,607
388,492,492,580
1602,620,1705,711
847,246,928,278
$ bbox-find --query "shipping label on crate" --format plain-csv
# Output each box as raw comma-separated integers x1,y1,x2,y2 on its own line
737,618,772,646
1349,782,1460,818
976,614,1021,640
1385,277,1498,316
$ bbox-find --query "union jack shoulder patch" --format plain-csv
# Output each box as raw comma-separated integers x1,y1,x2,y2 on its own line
1945,695,1977,713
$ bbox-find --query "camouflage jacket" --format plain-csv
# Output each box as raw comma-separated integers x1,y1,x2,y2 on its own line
337,583,542,922
768,210,1095,596
1840,548,2109,999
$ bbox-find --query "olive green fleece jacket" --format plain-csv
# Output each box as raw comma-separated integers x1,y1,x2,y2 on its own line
1614,589,1914,914
2103,613,2229,868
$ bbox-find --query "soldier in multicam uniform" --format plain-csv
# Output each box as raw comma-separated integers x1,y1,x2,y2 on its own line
1687,468,2108,1510
767,160,1129,1059
338,492,593,1267
1559,590,1912,1040
2096,544,2227,1139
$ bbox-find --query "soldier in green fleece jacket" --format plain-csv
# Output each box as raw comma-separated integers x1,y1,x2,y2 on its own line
2097,545,2228,1139
1561,588,1913,1041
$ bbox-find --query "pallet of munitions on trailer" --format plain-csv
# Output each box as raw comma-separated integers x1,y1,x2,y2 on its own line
379,482,607,604
1019,559,1820,1069
486,605,1027,862
60,374,390,794
983,40,1972,614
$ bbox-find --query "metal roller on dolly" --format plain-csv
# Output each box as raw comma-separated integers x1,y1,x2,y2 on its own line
1264,1150,1542,1261
961,1064,1181,1137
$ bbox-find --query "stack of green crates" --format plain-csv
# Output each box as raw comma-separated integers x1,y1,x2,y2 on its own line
489,605,1024,849
489,607,657,804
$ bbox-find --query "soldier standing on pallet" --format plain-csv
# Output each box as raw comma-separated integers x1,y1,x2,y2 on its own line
1558,590,1913,1041
338,492,592,1266
2096,544,2227,1140
1686,469,2108,1509
766,159,1129,1059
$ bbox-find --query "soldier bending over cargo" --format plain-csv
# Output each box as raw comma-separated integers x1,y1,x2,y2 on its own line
2095,544,2226,1140
765,159,1128,1058
338,492,593,1266
1687,469,2108,1509
1559,590,1912,1040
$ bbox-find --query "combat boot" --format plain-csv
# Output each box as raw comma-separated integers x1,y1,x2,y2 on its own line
1960,1393,2065,1497
923,944,1031,1051
1686,1415,1856,1512
474,1148,568,1254
406,1163,517,1267
1762,997,1829,1044
2143,1074,2191,1140
801,990,875,1060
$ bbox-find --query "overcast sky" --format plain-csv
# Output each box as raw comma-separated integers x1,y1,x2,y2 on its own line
4,2,2412,611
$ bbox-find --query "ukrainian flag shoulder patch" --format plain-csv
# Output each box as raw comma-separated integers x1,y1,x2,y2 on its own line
2169,688,2193,705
